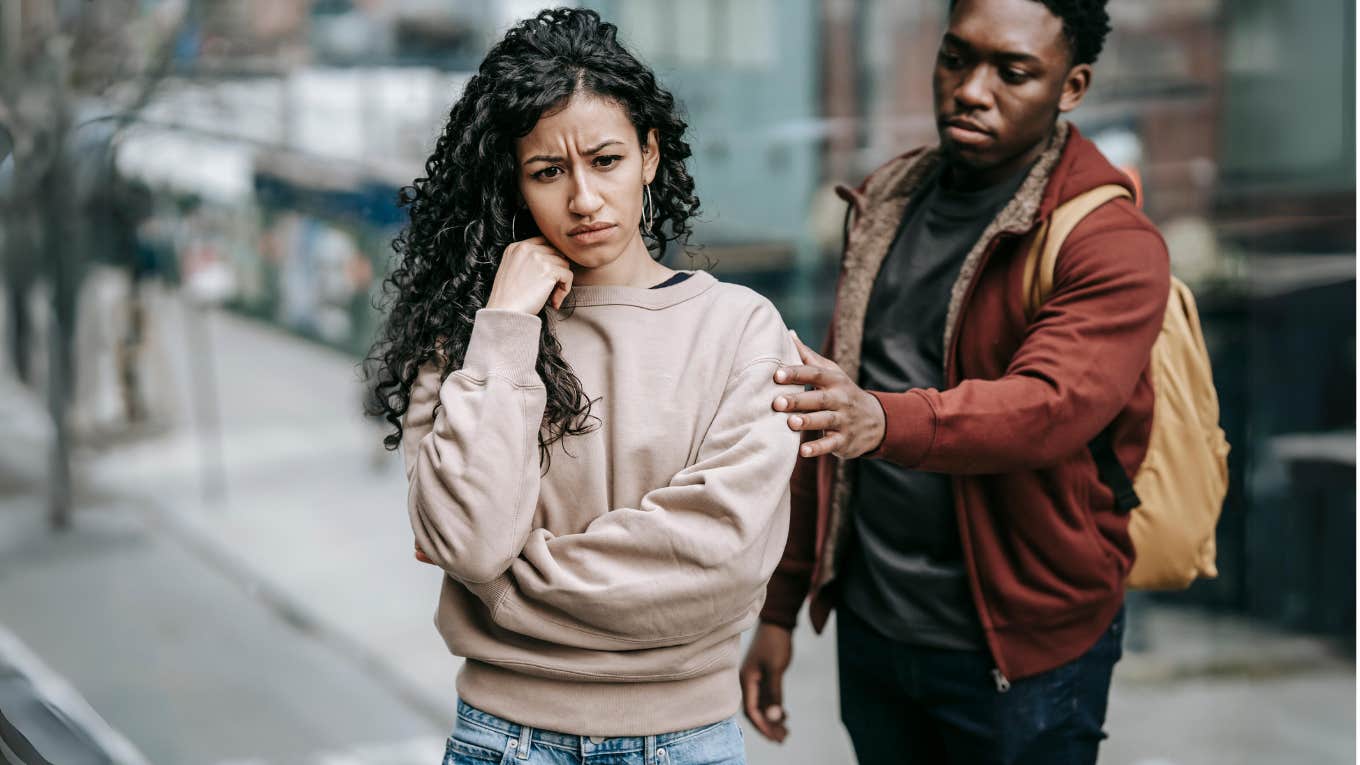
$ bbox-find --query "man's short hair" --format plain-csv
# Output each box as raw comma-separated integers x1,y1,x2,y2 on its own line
950,0,1112,66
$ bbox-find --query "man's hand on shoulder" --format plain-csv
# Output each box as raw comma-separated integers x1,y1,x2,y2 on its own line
773,331,886,459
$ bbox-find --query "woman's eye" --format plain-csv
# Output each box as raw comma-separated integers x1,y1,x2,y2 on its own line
533,166,562,180
594,155,623,168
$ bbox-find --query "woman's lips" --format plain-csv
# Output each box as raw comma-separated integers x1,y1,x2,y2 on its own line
568,223,618,245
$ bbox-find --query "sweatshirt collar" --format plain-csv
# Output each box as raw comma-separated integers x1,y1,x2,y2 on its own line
556,269,717,311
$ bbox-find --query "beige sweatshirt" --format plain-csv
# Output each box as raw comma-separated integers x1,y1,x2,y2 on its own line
401,270,801,736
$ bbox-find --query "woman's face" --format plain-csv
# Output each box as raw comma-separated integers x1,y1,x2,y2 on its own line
515,94,659,272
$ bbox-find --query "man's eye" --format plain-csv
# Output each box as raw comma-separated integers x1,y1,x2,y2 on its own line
1002,69,1030,83
533,166,562,180
939,51,963,68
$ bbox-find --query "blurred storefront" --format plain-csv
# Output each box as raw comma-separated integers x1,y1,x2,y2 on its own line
1,4,1354,763
114,62,466,356
100,0,1354,640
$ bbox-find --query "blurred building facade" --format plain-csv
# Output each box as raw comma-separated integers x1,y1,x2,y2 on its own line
585,0,824,328
72,0,1355,640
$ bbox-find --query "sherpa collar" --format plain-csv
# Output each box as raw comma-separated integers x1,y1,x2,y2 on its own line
829,120,1072,379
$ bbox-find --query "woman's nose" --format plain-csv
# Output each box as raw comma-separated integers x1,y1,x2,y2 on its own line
568,175,605,216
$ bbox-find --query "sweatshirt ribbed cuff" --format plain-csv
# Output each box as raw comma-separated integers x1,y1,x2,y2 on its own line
465,573,515,606
461,309,543,386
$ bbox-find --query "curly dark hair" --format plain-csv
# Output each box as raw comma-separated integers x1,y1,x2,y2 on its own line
365,7,700,463
950,0,1111,66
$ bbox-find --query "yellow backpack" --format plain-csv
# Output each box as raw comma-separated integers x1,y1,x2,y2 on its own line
1022,185,1231,590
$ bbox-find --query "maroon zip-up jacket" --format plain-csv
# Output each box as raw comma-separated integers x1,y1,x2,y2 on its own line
759,123,1170,681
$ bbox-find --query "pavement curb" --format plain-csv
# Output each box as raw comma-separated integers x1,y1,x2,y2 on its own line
1118,648,1352,685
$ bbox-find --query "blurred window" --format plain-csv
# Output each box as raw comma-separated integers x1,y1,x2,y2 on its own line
721,0,774,69
1219,0,1355,189
611,0,774,69
674,0,714,65
617,0,665,62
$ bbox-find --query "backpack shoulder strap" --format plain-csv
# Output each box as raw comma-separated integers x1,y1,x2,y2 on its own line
1020,185,1142,512
1022,185,1133,318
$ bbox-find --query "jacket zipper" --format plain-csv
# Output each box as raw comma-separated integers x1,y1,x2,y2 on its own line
946,233,1039,689
991,668,1011,693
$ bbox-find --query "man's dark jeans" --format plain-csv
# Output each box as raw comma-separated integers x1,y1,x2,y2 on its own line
837,605,1124,765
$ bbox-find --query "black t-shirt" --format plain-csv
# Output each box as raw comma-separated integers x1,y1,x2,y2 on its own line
651,271,693,289
839,164,1029,650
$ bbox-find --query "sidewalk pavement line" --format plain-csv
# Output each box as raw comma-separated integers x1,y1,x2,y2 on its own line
0,623,153,765
1116,651,1352,685
131,497,453,730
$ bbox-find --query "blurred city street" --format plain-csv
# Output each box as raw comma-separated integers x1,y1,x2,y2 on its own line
0,272,1353,765
1,1,1355,762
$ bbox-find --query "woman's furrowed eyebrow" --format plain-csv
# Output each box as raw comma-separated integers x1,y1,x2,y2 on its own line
523,139,625,166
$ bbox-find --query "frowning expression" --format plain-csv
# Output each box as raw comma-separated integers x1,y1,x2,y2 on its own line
516,93,659,270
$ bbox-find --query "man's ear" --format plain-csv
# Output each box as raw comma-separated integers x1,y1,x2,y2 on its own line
642,128,661,184
1058,64,1092,113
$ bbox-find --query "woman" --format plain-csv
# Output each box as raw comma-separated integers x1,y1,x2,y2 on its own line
366,9,801,765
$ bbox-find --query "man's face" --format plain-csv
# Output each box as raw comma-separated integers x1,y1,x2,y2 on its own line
933,0,1090,185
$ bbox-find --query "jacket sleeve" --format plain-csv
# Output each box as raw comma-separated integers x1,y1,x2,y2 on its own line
758,322,837,630
756,444,822,630
867,216,1170,473
402,309,546,584
466,325,803,651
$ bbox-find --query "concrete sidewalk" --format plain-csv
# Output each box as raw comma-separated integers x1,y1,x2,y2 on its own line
0,491,446,765
0,359,446,764
1,279,1354,764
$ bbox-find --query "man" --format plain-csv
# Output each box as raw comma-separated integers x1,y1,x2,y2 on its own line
740,0,1169,763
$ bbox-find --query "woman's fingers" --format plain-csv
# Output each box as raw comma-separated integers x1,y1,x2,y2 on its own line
487,238,576,314
550,264,574,309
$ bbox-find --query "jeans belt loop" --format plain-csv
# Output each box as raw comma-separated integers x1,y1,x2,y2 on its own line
515,724,532,760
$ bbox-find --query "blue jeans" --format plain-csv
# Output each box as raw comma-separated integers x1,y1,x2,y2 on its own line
837,606,1124,765
442,699,746,765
